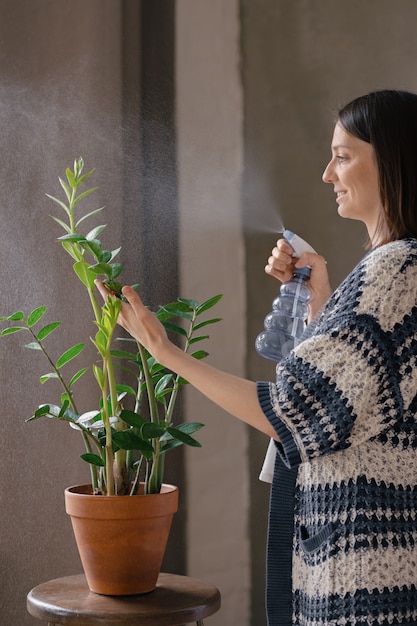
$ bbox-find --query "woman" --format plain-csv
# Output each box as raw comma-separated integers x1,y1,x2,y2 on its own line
97,90,417,625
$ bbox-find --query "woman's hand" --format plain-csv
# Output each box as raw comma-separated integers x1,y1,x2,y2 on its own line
94,280,278,438
95,281,172,365
265,238,332,320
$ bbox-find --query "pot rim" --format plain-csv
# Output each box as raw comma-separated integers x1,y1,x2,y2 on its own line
65,482,178,498
65,483,179,519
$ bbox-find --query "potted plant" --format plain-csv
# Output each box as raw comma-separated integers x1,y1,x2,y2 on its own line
0,157,222,594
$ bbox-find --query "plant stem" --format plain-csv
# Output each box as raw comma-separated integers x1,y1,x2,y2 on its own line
137,342,162,493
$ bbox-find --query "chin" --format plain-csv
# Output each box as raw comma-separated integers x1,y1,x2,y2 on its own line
337,205,356,220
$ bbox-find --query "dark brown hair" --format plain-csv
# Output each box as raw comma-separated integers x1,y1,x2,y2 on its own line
337,90,417,246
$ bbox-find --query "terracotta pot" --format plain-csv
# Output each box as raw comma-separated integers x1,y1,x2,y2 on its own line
65,483,179,595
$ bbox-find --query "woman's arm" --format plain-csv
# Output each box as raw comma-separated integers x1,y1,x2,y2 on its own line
95,280,278,440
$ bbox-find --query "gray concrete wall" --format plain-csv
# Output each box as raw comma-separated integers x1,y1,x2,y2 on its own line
176,2,249,625
0,2,124,623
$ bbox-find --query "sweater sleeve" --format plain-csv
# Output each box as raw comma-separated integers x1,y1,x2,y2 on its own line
256,241,417,469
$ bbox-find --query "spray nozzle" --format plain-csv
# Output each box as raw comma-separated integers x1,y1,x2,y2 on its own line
283,229,317,279
283,229,317,256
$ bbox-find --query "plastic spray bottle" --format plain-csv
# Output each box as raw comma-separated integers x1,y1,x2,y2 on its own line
257,230,317,482
255,229,317,362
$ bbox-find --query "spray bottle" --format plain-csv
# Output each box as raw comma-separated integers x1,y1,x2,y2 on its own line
257,229,317,483
255,229,317,362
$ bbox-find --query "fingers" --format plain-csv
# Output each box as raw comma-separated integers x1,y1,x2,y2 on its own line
265,238,295,282
121,285,142,307
95,279,110,301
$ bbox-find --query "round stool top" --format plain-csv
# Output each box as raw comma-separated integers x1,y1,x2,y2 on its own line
27,572,221,625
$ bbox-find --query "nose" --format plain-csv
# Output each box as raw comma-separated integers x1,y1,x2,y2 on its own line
322,160,335,184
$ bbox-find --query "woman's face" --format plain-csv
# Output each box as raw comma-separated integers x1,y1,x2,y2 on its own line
322,123,384,242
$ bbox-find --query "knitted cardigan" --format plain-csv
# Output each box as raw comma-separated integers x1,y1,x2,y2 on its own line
257,239,417,626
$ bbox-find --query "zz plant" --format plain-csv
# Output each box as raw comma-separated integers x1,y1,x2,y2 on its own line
0,158,222,496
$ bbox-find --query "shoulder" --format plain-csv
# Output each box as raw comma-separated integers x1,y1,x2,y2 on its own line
316,239,417,332
355,239,417,325
362,238,417,277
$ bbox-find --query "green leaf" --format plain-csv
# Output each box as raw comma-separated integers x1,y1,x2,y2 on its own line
196,294,223,315
61,240,81,262
85,224,106,241
193,318,222,331
69,368,88,388
58,399,70,417
99,250,112,264
109,263,122,279
160,440,183,453
87,261,112,276
1,326,25,335
142,422,167,439
159,302,193,320
112,430,154,452
177,297,199,308
26,404,52,421
154,373,174,396
109,247,121,262
76,168,95,186
46,193,70,216
110,349,136,360
191,350,209,360
80,238,102,258
58,177,72,203
167,426,202,447
162,321,187,337
188,335,209,345
27,306,47,328
58,233,87,243
120,409,147,429
73,260,96,289
115,384,137,396
27,404,51,421
75,206,104,227
80,453,105,467
37,321,61,341
56,343,85,369
72,187,98,207
5,311,24,321
175,422,204,435
51,215,72,234
66,167,76,188
36,404,52,416
93,329,108,357
93,364,105,387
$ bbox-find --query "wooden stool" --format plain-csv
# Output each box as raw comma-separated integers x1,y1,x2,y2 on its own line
27,572,221,625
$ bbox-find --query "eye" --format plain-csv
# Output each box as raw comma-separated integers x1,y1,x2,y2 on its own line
336,155,347,163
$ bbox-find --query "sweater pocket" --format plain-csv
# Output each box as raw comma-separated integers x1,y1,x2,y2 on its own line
299,521,340,555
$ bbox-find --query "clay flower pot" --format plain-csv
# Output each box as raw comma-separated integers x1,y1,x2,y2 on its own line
65,483,179,595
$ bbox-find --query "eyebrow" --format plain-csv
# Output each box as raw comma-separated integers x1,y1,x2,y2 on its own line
331,144,351,151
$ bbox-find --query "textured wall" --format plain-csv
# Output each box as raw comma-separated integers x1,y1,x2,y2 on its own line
176,2,250,625
0,2,124,623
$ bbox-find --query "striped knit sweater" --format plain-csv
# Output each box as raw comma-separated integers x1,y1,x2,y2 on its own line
257,238,417,626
